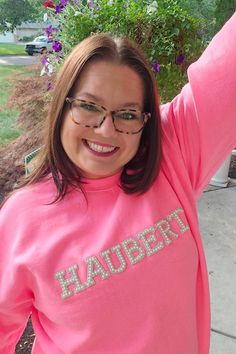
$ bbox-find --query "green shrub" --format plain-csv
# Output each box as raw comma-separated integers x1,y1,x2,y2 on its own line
43,0,206,101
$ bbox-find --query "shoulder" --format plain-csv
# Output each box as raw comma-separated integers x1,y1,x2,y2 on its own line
0,177,57,219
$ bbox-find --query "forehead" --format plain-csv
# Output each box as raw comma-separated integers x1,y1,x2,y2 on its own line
72,61,144,108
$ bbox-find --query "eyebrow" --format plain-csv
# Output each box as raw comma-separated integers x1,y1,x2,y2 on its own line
77,92,142,110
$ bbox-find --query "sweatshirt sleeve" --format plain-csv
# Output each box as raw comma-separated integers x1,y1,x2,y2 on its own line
0,197,34,353
161,12,236,199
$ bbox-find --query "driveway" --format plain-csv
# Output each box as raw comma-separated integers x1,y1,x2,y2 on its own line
0,55,40,65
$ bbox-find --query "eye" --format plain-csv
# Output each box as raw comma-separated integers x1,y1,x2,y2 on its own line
79,102,100,112
116,111,138,120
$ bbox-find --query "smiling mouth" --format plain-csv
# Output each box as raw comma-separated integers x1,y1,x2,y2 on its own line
83,139,119,155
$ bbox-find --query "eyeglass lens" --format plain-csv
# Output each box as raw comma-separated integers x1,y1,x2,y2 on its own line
71,100,145,133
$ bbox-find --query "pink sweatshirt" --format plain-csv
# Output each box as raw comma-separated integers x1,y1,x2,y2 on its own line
0,13,236,354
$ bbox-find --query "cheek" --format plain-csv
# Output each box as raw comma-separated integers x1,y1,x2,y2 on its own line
60,115,70,145
61,129,76,164
123,135,141,159
60,117,81,150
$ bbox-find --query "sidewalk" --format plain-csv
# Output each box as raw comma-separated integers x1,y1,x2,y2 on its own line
0,55,40,65
198,180,236,353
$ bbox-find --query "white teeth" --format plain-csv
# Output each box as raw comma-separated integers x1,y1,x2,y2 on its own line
86,140,116,153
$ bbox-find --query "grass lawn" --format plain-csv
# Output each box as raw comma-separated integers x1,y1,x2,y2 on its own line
0,65,29,146
0,43,26,56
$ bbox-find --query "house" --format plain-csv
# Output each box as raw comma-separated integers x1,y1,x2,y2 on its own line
0,22,53,43
0,31,15,43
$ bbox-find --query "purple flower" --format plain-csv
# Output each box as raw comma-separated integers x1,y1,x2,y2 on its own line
55,54,62,61
87,0,95,8
52,40,62,52
45,25,53,36
55,5,63,13
45,25,58,36
197,26,204,37
73,0,80,4
152,59,160,73
40,55,49,66
47,82,53,91
55,0,68,13
176,53,185,65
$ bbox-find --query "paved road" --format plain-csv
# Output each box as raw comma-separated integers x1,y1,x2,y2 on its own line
0,55,40,65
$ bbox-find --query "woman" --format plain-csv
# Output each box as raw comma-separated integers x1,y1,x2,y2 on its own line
0,13,235,354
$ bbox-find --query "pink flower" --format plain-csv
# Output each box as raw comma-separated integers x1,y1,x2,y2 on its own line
43,0,56,9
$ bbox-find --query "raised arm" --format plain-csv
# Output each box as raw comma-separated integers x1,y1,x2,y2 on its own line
161,12,236,198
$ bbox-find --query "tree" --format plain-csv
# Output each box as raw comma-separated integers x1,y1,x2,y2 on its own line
176,0,218,39
0,0,37,33
214,0,236,32
177,0,236,38
28,0,47,22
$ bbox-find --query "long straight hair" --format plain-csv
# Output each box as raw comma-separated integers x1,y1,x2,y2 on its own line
19,34,162,202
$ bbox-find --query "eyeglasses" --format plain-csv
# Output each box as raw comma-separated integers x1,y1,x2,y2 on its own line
65,97,150,134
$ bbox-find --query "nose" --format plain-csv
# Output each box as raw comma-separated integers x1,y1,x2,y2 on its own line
93,113,117,138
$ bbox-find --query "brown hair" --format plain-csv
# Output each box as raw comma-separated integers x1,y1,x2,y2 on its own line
20,34,162,201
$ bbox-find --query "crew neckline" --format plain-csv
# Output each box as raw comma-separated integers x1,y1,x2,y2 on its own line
80,171,121,191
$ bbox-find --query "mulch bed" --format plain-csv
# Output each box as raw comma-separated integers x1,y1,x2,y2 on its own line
0,65,50,200
16,318,35,353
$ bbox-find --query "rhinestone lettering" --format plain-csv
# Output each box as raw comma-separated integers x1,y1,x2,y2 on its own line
55,208,190,300
137,226,164,256
167,208,189,233
85,256,110,287
156,219,178,245
55,264,87,299
101,245,127,273
121,238,145,265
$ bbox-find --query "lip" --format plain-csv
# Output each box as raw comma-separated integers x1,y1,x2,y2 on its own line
82,139,119,157
86,140,117,148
